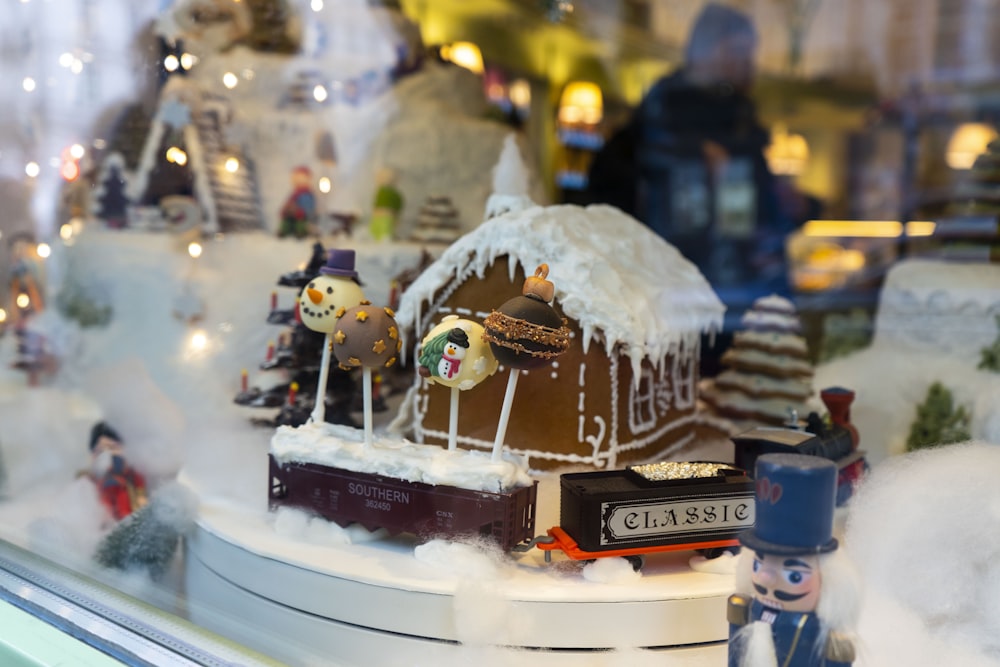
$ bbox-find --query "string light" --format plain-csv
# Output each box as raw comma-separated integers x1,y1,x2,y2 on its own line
164,54,180,72
225,157,240,173
223,72,238,89
36,243,51,258
318,177,332,193
25,162,40,178
188,242,203,258
313,85,328,103
22,77,36,92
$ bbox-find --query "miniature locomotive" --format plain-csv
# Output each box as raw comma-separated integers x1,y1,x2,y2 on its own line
732,387,867,506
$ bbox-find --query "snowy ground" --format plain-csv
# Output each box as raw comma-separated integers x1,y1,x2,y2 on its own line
0,232,999,665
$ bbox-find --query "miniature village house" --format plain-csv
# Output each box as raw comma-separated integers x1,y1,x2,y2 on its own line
395,203,725,470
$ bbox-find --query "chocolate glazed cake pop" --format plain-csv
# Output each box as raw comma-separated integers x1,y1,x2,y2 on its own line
483,264,571,369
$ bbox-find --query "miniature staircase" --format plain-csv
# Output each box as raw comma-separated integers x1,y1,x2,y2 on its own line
194,95,265,232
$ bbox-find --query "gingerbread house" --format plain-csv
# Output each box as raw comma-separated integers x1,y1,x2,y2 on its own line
394,203,725,470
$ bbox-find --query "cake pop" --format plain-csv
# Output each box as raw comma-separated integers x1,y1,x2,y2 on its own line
298,249,366,424
483,264,570,369
483,264,571,460
332,303,401,449
417,315,499,451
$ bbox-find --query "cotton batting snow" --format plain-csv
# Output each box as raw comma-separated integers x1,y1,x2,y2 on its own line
270,421,534,492
395,203,726,380
582,556,642,584
846,442,1000,665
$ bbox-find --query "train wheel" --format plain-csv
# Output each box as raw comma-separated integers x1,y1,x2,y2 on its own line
625,555,644,572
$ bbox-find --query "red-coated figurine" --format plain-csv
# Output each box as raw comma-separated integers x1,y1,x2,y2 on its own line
88,422,148,522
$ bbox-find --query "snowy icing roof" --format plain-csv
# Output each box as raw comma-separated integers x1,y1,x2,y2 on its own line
395,203,725,380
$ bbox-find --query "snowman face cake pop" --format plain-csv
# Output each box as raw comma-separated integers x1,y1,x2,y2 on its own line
418,316,498,390
298,249,366,334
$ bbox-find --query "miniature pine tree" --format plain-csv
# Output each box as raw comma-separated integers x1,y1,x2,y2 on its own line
978,315,1000,373
95,160,129,227
94,483,197,579
905,382,972,452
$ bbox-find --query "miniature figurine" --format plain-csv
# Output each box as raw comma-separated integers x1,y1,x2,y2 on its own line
369,167,403,241
87,422,148,522
417,315,499,450
728,453,859,667
483,264,571,460
7,232,44,324
278,165,317,238
297,249,366,423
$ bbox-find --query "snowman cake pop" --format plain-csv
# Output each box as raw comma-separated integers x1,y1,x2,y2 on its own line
417,315,499,451
298,249,366,334
419,316,498,391
298,249,366,424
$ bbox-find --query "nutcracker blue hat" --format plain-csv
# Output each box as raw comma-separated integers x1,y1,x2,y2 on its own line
319,249,358,279
739,453,839,556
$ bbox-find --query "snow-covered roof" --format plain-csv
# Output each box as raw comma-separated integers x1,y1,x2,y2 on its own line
396,203,725,379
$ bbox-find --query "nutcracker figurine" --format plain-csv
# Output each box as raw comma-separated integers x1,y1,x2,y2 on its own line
728,453,861,667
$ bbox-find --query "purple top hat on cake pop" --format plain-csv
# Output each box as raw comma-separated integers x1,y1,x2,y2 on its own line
320,249,358,279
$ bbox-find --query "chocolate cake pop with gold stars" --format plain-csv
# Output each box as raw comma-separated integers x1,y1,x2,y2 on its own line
483,264,571,370
332,304,401,370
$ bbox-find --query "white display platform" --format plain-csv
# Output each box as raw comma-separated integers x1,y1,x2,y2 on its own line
183,495,734,666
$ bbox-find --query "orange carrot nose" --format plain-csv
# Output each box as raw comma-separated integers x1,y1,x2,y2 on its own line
307,288,323,304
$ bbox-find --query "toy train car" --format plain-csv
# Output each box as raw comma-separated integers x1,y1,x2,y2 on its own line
526,462,755,568
268,455,538,551
732,386,867,506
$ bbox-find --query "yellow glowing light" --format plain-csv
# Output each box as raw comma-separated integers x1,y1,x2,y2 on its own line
166,147,188,166
946,122,997,170
558,81,603,126
25,162,40,178
313,85,328,103
445,42,484,75
61,160,79,181
69,144,85,159
0,308,6,323
164,54,180,72
318,177,332,193
225,157,240,173
509,79,531,109
188,242,203,258
180,53,196,70
60,223,73,240
190,330,208,351
802,220,904,238
222,72,239,89
766,124,810,176
22,77,35,92
36,243,51,258
905,221,936,237
16,294,30,309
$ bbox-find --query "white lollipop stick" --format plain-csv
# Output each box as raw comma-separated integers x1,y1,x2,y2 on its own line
491,369,520,462
448,386,460,451
310,332,334,424
363,367,374,450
